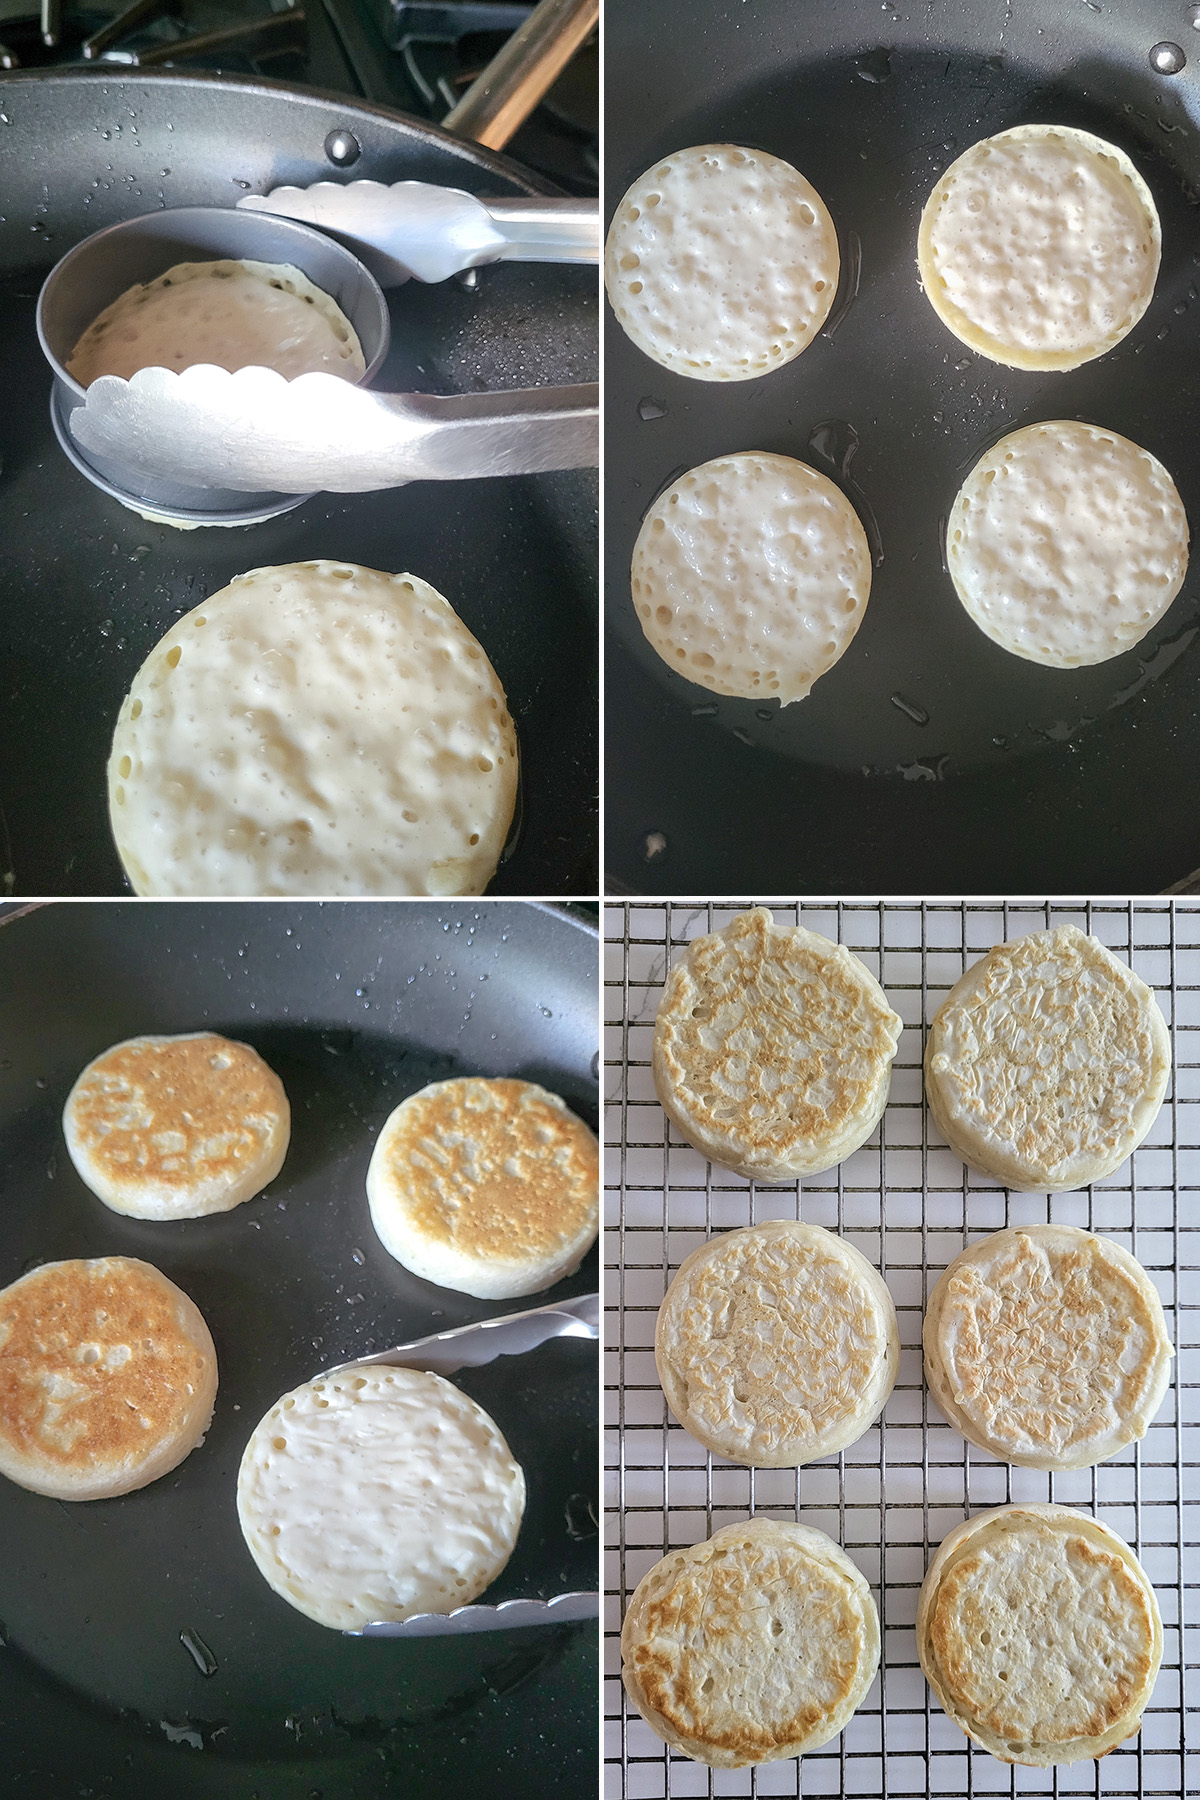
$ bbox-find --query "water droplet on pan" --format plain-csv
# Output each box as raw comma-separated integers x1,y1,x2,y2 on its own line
854,46,892,82
180,1629,217,1676
1150,40,1186,73
891,693,930,725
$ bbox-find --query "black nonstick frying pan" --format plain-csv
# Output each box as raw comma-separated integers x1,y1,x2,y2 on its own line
0,899,597,1799
0,69,597,897
606,0,1200,895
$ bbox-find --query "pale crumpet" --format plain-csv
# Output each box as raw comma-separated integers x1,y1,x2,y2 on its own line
631,453,872,705
108,562,517,897
606,144,839,382
237,1366,524,1629
947,421,1187,668
925,925,1171,1192
918,124,1160,370
656,1222,899,1465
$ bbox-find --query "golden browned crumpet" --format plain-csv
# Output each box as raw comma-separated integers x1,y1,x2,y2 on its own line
918,1504,1162,1766
925,925,1171,1192
0,1257,217,1501
924,1225,1173,1471
366,1077,598,1299
63,1032,290,1219
655,1222,898,1465
622,1519,879,1768
653,908,902,1182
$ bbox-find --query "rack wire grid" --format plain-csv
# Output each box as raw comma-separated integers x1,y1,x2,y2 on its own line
603,899,1200,1800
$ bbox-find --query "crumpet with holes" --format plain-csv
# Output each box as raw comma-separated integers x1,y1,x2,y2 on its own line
605,143,839,381
63,1031,290,1219
67,259,365,386
924,1225,1172,1471
925,925,1170,1192
0,1256,217,1500
622,1518,880,1767
918,124,1160,370
653,907,902,1181
631,453,872,704
947,421,1188,668
108,561,517,896
366,1077,598,1299
656,1221,899,1465
237,1365,525,1629
918,1504,1162,1765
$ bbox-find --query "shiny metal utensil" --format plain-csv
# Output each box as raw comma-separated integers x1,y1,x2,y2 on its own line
238,180,597,286
68,365,598,494
337,1292,599,1639
331,1290,598,1378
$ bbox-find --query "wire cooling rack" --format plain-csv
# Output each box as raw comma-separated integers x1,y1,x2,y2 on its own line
604,900,1199,1800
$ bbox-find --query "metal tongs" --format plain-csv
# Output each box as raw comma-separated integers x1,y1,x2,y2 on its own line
237,180,598,287
335,1292,599,1639
66,178,599,496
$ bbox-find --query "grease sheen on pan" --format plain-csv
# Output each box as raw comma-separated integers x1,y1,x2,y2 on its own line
67,259,366,386
0,1257,217,1501
631,453,872,704
918,124,1161,370
918,1504,1162,1765
63,1031,289,1219
654,908,902,1181
924,1225,1173,1471
622,1519,879,1768
947,421,1188,668
108,561,518,896
925,925,1171,1192
237,1366,525,1630
605,143,839,381
656,1222,899,1465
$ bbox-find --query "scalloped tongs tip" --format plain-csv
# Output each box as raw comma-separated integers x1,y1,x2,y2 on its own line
338,1292,600,1640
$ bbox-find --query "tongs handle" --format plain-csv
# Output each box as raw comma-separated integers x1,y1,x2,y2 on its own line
237,181,598,284
68,367,599,494
484,197,598,264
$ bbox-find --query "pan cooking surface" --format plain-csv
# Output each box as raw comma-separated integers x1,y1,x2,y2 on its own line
606,2,1200,892
0,72,597,898
0,900,597,1798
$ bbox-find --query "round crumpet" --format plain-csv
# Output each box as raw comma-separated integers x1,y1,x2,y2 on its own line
622,1519,879,1768
108,561,517,896
948,421,1188,668
925,924,1171,1192
605,143,839,382
0,1256,217,1502
631,452,871,704
63,1031,290,1220
656,1222,899,1466
67,259,365,387
924,1225,1173,1472
918,1504,1162,1765
237,1366,524,1630
366,1077,598,1300
918,124,1160,370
